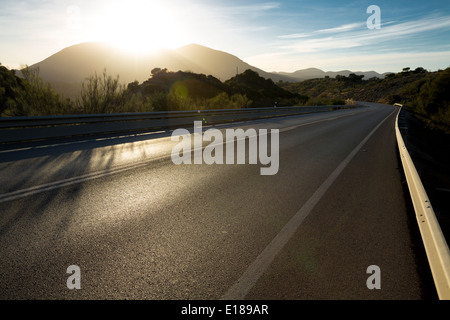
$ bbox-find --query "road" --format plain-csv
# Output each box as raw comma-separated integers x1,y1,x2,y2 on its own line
0,103,437,300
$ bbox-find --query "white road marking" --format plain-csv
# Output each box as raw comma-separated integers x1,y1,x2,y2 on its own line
0,131,167,154
0,109,367,203
0,153,171,203
221,107,396,300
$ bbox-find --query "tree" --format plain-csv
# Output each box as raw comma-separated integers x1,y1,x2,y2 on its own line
127,80,140,93
207,92,229,109
78,69,125,114
417,68,450,115
230,94,251,108
151,68,168,79
348,73,364,82
413,67,426,74
151,68,162,77
1,63,23,115
385,73,396,80
10,66,68,116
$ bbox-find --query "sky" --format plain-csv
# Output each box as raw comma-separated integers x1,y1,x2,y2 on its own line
1,0,450,74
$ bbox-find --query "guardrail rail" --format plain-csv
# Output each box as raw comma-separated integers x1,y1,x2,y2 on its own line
0,105,360,144
395,106,450,300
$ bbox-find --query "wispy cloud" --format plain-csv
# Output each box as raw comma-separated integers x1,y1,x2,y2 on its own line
234,2,281,12
277,14,450,53
245,48,450,73
277,22,364,40
251,2,280,11
277,33,310,39
206,2,280,15
316,23,363,34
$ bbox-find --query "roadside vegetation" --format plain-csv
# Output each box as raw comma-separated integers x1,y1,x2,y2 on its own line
279,67,450,133
1,65,302,116
1,62,449,133
0,64,71,116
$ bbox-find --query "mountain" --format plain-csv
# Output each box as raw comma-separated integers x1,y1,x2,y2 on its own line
274,68,386,81
25,42,294,99
23,42,390,100
172,44,295,82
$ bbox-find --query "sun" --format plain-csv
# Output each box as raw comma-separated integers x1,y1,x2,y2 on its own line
96,1,185,54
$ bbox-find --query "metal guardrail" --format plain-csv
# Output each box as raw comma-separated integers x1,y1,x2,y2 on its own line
395,107,450,300
0,105,360,143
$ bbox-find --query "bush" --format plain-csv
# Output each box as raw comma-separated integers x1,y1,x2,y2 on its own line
4,66,70,116
78,69,125,114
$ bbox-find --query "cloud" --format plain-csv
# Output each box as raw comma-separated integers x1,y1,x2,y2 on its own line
277,23,364,39
248,13,450,72
245,49,450,73
276,14,450,54
206,2,280,15
316,23,363,34
277,33,310,39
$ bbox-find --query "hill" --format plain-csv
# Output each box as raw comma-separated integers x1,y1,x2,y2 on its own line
1,62,304,115
21,42,388,100
126,68,302,111
279,67,450,132
23,42,295,99
225,69,303,107
274,67,386,81
278,68,431,104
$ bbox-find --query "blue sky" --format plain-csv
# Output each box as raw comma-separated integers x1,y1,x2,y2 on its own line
1,0,450,73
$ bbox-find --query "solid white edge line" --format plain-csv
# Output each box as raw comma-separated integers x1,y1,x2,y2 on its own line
0,111,364,203
221,106,396,300
0,154,171,203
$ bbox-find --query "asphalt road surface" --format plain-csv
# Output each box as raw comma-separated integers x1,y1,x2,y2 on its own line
0,103,437,300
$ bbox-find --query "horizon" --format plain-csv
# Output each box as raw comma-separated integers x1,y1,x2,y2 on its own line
2,40,447,78
1,1,450,74
4,40,406,75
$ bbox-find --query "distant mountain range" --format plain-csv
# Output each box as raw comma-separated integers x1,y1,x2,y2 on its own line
274,68,389,81
23,42,388,99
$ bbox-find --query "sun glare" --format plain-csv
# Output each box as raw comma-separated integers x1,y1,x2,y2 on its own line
97,1,185,54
